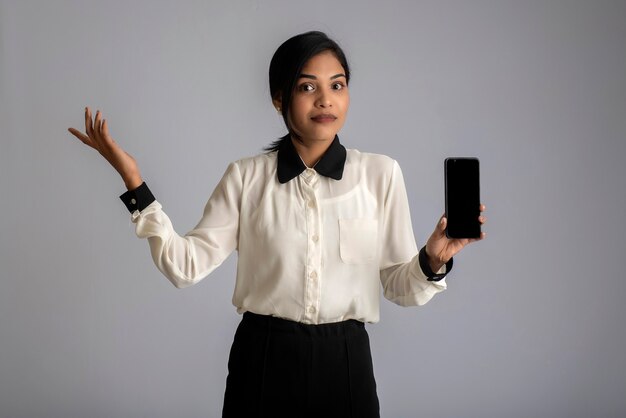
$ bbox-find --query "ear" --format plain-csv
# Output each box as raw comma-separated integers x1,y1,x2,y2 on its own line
272,94,282,112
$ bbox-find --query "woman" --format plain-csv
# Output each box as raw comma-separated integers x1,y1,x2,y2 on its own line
68,31,486,418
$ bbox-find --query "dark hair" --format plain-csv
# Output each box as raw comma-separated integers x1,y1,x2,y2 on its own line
264,31,351,152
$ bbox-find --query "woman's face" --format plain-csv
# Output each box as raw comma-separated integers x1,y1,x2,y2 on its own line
282,51,350,144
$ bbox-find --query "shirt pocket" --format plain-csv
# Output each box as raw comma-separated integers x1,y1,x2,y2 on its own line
338,218,378,264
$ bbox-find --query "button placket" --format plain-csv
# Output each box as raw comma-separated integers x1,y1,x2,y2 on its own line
301,172,322,322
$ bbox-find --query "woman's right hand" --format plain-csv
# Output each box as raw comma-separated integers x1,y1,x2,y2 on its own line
68,107,143,190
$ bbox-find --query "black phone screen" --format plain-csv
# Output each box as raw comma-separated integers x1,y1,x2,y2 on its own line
445,158,481,239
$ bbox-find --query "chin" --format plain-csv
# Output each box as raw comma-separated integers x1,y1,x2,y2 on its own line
310,133,338,142
310,127,341,141
294,129,338,143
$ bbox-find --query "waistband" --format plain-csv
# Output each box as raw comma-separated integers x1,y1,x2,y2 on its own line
241,311,365,337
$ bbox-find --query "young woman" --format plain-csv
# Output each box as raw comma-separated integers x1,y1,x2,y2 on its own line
68,31,486,418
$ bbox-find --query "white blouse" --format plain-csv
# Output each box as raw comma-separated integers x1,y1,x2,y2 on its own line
120,136,448,324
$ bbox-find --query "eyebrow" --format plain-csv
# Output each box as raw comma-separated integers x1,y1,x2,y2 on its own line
298,73,346,80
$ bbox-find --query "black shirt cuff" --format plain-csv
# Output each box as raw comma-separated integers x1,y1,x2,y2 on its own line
119,182,156,213
418,246,453,282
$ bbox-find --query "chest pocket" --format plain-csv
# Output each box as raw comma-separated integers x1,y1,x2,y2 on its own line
338,218,378,264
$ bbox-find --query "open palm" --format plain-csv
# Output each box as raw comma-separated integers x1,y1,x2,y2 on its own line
68,107,142,190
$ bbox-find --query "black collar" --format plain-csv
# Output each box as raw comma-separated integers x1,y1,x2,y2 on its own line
277,134,347,184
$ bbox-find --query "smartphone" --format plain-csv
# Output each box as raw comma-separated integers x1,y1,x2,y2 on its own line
445,157,481,239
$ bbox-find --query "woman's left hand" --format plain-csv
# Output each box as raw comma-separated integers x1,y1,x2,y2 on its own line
425,204,487,272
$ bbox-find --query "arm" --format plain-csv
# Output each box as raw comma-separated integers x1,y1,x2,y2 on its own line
68,107,241,288
378,160,449,307
121,163,242,289
378,160,487,306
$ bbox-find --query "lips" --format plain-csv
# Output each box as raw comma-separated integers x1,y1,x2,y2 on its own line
311,114,337,123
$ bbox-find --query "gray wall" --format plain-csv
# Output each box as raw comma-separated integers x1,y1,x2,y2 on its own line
2,0,625,417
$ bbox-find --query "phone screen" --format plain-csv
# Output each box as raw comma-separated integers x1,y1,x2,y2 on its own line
445,158,481,239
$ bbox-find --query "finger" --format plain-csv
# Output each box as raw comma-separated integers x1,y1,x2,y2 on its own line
92,110,105,146
100,119,113,144
68,127,95,147
430,216,447,240
439,216,447,232
100,118,108,136
85,107,94,138
479,215,486,224
98,119,122,159
94,110,102,134
479,204,486,212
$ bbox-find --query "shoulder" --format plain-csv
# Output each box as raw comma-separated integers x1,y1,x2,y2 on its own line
223,150,277,183
345,148,400,177
344,148,408,199
231,150,276,169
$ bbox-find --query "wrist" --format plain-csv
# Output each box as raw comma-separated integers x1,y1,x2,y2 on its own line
123,173,143,191
425,248,445,273
429,260,445,273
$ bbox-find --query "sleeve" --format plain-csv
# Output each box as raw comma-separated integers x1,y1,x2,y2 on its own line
120,182,156,212
121,162,242,289
418,246,453,282
379,160,449,306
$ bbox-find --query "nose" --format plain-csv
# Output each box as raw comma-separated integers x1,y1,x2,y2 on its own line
315,89,332,108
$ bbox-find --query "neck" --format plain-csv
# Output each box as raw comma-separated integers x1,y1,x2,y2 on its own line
291,136,334,168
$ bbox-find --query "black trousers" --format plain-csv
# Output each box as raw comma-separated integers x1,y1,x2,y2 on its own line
222,312,380,418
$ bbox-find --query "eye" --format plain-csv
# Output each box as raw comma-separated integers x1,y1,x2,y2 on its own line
332,82,345,90
298,83,315,92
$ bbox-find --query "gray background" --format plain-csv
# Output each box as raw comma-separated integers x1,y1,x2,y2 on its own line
1,0,625,417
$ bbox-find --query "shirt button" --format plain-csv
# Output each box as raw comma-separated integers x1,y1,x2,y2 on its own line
130,198,136,205
308,200,316,208
312,234,319,243
307,306,317,314
309,271,318,279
